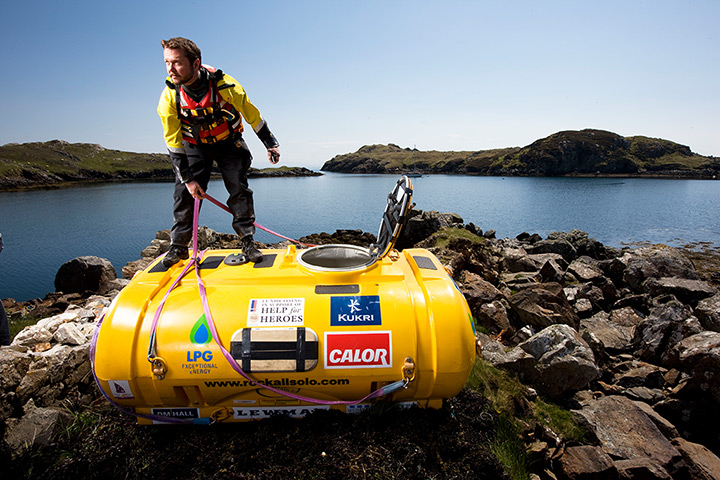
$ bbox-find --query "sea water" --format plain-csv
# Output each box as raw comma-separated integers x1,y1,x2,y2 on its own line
1,173,718,301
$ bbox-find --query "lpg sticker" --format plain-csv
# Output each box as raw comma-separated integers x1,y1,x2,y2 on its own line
108,380,134,399
151,408,200,424
248,298,305,326
233,405,330,419
325,331,392,369
184,314,218,375
330,295,381,326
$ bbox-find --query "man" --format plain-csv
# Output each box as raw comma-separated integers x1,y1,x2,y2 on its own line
158,37,280,267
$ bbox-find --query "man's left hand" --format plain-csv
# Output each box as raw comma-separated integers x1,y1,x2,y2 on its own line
268,147,280,164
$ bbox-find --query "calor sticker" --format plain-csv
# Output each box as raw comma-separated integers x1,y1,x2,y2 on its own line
324,331,392,369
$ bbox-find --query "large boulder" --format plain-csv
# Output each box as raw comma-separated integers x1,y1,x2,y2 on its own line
517,324,599,398
4,400,73,457
695,294,720,332
622,246,700,293
526,237,578,263
580,307,644,355
572,396,682,477
396,210,464,249
643,277,717,305
672,438,720,480
555,445,617,480
54,256,119,294
665,331,720,404
508,283,579,330
632,300,704,364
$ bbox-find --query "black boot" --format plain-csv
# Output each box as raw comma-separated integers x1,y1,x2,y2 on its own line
240,236,263,263
163,244,189,267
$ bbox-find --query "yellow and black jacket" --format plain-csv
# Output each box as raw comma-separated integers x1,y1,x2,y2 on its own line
158,65,278,183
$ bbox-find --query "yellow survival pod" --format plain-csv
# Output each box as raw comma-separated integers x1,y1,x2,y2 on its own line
91,176,476,424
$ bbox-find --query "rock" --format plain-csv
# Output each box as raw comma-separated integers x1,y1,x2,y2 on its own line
624,387,665,404
16,344,91,407
617,367,665,392
503,247,536,273
612,294,651,315
695,294,720,332
632,300,704,364
672,437,720,480
555,445,617,480
613,457,672,480
4,400,73,455
0,349,32,422
459,271,503,308
666,331,720,404
539,259,566,284
517,324,599,398
526,238,578,263
35,311,80,334
476,299,513,334
574,298,594,318
643,277,717,305
54,256,117,294
397,210,463,249
577,283,607,311
563,230,607,260
568,260,605,282
53,322,87,345
631,400,679,440
580,307,643,356
480,336,537,383
623,246,699,293
508,283,579,330
572,396,682,475
11,324,54,349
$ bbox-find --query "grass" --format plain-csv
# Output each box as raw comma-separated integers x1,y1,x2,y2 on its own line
9,316,38,339
491,414,531,480
466,357,585,479
423,227,485,249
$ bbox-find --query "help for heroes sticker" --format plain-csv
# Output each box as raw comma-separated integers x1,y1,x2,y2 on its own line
247,298,305,326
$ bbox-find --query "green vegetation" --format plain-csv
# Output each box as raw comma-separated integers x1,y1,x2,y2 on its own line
0,140,319,189
466,357,585,479
9,316,38,339
0,140,171,179
423,226,485,248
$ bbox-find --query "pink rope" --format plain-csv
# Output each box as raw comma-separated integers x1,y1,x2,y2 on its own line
190,198,406,404
201,193,317,247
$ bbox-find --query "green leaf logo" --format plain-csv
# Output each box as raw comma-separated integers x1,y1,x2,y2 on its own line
190,314,213,345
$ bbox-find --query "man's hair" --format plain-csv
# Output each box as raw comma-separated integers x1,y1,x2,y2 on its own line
161,37,202,63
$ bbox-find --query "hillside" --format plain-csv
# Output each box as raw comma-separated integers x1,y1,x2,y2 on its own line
0,140,319,190
321,129,720,178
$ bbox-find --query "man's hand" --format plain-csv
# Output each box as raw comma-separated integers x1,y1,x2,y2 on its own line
185,180,205,199
268,147,280,164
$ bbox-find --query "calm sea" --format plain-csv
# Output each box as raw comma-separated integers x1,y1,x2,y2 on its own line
1,173,718,302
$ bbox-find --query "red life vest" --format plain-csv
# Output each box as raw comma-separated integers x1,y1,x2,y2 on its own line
174,66,243,145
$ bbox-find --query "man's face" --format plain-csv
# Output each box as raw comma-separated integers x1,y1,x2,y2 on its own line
164,48,200,85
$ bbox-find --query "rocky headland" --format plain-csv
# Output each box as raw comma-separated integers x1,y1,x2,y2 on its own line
2,213,720,479
0,140,320,190
322,129,720,178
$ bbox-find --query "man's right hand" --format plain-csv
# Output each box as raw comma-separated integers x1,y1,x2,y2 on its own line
185,180,205,199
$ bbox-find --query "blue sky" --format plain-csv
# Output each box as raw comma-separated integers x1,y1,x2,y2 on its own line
1,0,718,168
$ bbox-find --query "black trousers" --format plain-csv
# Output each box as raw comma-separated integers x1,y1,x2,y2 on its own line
171,138,255,246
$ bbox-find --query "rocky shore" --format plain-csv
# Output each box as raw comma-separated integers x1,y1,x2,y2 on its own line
2,213,720,479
